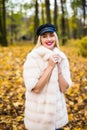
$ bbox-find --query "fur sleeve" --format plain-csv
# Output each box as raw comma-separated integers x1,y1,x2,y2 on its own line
61,57,72,88
23,54,41,92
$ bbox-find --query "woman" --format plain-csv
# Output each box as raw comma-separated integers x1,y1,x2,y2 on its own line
23,23,72,130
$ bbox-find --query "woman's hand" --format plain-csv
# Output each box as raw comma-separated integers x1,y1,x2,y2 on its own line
48,54,62,68
48,54,58,68
55,54,62,64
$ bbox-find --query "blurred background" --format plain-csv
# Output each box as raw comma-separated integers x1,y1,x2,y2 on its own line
0,0,87,46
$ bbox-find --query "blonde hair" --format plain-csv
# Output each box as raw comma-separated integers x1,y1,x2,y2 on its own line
35,32,59,49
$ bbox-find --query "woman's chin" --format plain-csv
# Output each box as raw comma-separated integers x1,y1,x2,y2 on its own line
46,45,54,50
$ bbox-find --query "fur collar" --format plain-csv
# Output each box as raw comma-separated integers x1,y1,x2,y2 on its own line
30,45,66,61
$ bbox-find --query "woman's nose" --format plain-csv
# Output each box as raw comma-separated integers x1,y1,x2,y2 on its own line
47,36,51,41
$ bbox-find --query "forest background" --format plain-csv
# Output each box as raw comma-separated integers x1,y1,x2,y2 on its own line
0,0,87,130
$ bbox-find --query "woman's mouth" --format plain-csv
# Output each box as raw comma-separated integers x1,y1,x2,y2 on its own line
46,42,53,46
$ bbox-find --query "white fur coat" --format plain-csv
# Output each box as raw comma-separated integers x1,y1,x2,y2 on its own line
23,45,72,130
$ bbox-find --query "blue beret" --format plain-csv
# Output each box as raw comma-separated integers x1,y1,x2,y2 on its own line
36,24,56,36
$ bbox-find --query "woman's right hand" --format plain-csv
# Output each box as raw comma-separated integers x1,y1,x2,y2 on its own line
48,54,58,68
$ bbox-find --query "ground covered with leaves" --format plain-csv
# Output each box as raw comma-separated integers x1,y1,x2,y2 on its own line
0,44,87,130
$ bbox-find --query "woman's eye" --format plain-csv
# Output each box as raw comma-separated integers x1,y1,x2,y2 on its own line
42,35,47,38
41,33,54,38
50,33,54,37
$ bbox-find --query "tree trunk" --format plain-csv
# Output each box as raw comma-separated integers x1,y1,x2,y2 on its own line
10,10,14,45
0,1,3,44
82,0,87,36
0,18,3,44
34,0,39,43
65,2,70,39
45,0,51,23
60,0,66,45
54,0,58,32
40,0,45,24
2,0,8,46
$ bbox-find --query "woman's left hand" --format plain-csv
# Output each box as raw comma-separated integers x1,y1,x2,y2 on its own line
52,54,62,64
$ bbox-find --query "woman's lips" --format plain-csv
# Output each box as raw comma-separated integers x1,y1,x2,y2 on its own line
46,42,53,46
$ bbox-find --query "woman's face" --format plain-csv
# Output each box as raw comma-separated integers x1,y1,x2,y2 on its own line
40,32,56,50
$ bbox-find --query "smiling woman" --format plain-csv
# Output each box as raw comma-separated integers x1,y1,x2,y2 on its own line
23,23,72,130
40,32,56,50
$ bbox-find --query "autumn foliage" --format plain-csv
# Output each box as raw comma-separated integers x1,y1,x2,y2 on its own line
0,44,87,130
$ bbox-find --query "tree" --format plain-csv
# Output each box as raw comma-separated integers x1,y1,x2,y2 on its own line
54,0,58,32
34,0,39,43
70,0,87,37
82,0,87,36
45,0,51,23
60,0,66,45
7,2,23,44
0,0,8,46
0,1,3,44
40,0,45,24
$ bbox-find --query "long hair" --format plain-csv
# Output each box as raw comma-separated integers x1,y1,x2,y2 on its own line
35,32,59,49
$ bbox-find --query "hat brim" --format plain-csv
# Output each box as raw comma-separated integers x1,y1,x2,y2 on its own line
39,27,55,35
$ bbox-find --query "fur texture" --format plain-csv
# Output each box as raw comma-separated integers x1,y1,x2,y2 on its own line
23,45,72,130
